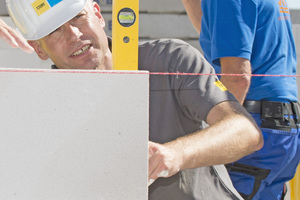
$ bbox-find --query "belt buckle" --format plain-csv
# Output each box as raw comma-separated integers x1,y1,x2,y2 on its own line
261,101,283,119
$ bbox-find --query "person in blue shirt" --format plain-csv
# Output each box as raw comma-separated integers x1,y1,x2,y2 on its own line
182,0,300,199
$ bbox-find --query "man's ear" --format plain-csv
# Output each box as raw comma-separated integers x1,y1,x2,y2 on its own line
93,2,105,28
27,41,49,60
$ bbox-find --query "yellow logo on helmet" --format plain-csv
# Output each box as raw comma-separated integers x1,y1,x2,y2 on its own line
32,0,51,16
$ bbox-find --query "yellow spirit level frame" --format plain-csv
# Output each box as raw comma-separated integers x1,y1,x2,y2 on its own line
112,0,139,70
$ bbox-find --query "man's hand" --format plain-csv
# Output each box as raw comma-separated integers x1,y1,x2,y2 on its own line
148,141,183,186
0,18,34,53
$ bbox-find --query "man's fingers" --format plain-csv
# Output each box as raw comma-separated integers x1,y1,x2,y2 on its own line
0,22,34,53
148,179,155,186
148,142,171,187
8,29,34,53
157,170,169,177
148,142,160,178
148,154,161,180
0,27,19,47
148,169,170,187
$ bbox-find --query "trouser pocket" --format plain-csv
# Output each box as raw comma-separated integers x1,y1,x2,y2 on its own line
226,163,271,200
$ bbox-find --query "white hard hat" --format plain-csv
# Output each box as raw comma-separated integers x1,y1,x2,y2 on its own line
6,0,89,40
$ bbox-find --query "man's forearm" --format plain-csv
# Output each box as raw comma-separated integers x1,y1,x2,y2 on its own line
148,101,263,182
220,76,250,104
220,57,252,104
167,102,263,171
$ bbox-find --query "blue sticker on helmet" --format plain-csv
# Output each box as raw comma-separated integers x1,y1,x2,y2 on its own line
47,0,63,7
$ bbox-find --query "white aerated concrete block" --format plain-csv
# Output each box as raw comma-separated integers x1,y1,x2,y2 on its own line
0,69,149,200
140,0,185,13
292,24,300,100
102,14,199,44
139,14,197,39
97,0,185,13
292,24,300,60
0,49,52,69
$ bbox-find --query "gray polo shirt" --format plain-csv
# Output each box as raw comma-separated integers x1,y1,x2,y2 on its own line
138,39,242,199
53,38,242,199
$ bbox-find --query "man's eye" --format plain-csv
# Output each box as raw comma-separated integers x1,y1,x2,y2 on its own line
49,27,60,35
74,14,84,20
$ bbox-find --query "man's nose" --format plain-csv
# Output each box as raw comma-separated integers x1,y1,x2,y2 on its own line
64,24,82,43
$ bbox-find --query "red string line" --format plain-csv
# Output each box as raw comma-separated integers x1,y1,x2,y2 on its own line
0,69,299,77
146,72,300,77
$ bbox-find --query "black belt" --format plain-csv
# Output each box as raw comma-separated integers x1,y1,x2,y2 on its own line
244,100,300,130
243,100,294,118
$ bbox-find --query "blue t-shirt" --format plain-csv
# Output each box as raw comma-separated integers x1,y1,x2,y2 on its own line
200,0,298,102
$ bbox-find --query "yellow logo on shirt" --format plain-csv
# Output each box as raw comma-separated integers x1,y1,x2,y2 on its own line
278,0,287,6
214,80,227,91
278,0,290,21
32,0,51,16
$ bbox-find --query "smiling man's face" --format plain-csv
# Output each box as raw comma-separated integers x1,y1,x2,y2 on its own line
29,1,112,70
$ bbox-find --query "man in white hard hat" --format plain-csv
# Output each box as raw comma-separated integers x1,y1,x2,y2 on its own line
6,0,263,199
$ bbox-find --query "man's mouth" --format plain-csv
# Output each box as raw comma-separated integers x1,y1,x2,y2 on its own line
71,45,91,57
